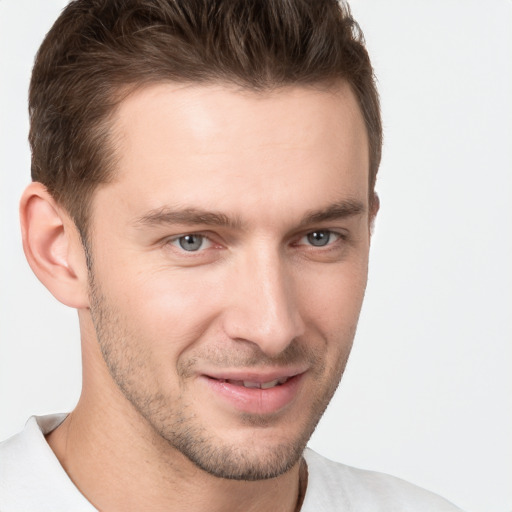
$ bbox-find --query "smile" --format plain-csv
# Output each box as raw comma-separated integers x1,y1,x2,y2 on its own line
203,372,304,415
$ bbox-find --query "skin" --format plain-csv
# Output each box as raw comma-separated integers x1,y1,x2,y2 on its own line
21,82,376,512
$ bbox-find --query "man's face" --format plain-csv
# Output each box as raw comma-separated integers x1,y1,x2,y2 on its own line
85,83,372,480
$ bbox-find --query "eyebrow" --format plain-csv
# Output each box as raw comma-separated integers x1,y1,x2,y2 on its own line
299,199,366,226
133,199,365,230
134,207,244,230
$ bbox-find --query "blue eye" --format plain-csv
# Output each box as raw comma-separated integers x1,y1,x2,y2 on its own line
175,234,208,252
305,230,335,247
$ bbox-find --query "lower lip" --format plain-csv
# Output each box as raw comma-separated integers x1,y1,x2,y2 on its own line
202,374,304,415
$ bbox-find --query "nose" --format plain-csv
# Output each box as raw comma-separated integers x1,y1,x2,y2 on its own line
222,247,305,357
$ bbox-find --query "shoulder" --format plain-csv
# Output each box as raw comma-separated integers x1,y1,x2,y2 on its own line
0,414,95,512
1,414,67,477
301,448,464,512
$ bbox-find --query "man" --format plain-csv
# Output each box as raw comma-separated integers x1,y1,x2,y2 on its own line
0,1,463,510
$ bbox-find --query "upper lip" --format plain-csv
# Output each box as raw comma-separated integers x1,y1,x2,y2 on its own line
202,367,307,383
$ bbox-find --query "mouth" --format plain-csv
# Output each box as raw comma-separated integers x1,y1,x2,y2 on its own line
213,376,290,390
202,371,305,415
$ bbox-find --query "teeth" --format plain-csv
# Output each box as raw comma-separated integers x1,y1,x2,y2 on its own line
260,379,280,389
242,378,288,389
220,377,290,389
242,381,261,388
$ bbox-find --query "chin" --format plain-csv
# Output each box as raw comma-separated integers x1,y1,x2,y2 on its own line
157,409,320,481
179,437,306,481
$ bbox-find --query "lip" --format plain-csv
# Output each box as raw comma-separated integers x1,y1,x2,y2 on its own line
200,369,306,415
204,367,306,383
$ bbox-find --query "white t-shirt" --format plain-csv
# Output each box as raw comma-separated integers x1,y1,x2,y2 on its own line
0,415,463,511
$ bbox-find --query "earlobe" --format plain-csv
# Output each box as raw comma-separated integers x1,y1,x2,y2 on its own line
20,182,90,309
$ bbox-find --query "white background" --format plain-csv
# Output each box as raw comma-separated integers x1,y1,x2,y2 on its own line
0,1,510,511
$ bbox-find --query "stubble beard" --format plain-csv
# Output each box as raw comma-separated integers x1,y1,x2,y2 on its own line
87,270,353,481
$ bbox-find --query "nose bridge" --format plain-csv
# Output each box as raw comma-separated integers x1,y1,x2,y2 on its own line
226,243,304,356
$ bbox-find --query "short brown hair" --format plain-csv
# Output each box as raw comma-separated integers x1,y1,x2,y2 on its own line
29,0,382,235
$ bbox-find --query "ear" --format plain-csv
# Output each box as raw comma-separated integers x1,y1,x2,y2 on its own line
369,192,380,235
20,182,90,309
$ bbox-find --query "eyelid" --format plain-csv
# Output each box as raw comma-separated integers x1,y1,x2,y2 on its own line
161,228,347,252
164,231,219,253
294,229,346,248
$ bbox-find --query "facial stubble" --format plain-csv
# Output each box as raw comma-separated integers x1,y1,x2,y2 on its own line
87,265,353,481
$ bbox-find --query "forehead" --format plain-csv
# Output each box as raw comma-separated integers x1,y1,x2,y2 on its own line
94,82,369,227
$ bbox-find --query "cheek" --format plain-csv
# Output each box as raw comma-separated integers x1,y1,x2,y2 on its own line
117,269,223,350
296,260,368,334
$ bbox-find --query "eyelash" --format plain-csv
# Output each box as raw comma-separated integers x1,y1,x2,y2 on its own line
166,229,346,254
168,233,215,252
296,230,344,249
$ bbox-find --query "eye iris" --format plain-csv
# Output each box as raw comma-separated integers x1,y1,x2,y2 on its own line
307,231,330,247
179,234,203,251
